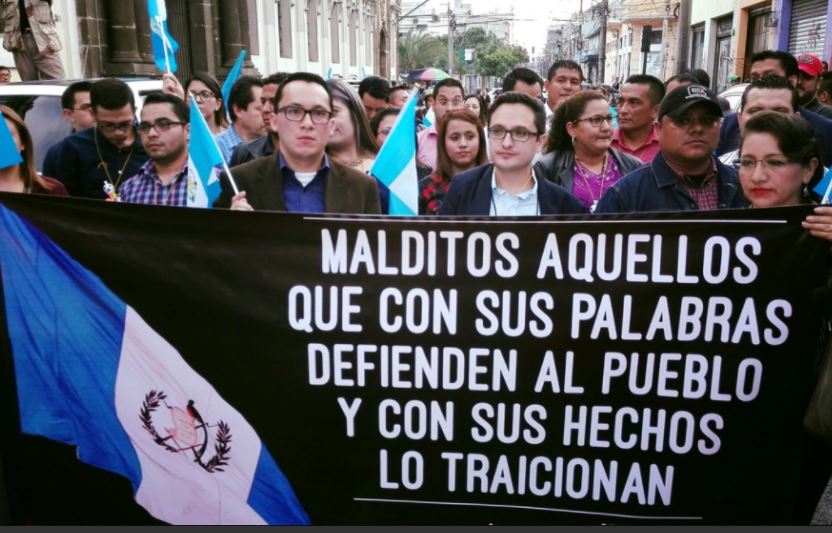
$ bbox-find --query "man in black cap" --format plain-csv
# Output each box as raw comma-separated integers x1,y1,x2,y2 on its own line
596,85,747,213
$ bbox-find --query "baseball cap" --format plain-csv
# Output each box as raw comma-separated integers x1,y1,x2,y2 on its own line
658,84,722,120
797,53,823,77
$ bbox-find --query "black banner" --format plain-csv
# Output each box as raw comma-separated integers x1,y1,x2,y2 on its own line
0,194,829,525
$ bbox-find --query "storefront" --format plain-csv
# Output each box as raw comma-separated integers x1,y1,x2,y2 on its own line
788,0,827,57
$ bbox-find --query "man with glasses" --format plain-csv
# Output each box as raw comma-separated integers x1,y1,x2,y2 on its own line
596,85,746,213
50,78,148,199
214,72,380,214
117,92,190,206
417,78,466,170
439,92,585,215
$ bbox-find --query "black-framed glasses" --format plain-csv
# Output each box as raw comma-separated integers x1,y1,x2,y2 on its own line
136,118,186,134
98,121,135,134
189,90,216,102
488,126,538,142
277,105,333,125
574,114,613,127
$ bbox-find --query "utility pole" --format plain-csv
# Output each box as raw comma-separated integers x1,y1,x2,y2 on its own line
598,0,609,83
659,0,670,80
674,0,691,74
448,3,455,76
577,0,583,64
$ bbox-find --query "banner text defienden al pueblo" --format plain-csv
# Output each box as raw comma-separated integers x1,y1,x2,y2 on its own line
0,196,828,525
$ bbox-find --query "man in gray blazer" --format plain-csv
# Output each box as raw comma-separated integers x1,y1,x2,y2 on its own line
214,72,380,214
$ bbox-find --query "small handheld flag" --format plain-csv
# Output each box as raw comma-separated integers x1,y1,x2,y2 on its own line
422,106,435,128
221,49,247,118
370,89,420,216
814,166,832,204
0,114,23,170
147,0,179,73
188,97,239,207
325,66,333,80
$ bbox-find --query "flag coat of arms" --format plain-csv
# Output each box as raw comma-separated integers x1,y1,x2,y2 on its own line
0,204,308,525
147,0,179,73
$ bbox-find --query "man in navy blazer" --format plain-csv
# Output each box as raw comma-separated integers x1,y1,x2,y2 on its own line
439,91,586,216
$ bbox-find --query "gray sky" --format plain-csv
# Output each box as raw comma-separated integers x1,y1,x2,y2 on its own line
422,0,582,55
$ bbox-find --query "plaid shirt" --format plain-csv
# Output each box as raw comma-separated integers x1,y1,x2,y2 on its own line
668,157,719,211
419,172,451,215
118,160,190,206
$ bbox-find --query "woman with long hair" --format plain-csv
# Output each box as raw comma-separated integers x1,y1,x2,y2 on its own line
419,108,488,214
534,91,642,212
325,79,378,174
0,106,67,195
185,73,228,135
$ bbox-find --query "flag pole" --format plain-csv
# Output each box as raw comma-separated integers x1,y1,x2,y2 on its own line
823,173,832,205
188,95,240,196
159,19,172,74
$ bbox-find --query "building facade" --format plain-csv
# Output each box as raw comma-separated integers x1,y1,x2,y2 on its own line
687,0,832,93
0,0,398,83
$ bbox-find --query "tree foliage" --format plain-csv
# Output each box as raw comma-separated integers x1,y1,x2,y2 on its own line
398,32,446,73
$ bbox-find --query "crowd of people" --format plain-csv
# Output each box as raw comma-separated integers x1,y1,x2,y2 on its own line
3,48,832,236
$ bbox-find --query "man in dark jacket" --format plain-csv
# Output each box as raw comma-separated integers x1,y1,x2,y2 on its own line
716,50,832,167
439,92,585,216
596,85,747,213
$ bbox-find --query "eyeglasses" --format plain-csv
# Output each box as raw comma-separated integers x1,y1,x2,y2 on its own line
73,104,93,112
136,118,186,134
574,114,614,127
189,90,216,102
277,105,333,125
98,121,135,134
488,126,538,142
738,157,796,171
668,114,721,129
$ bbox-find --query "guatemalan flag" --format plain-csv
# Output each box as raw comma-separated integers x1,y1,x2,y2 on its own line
0,111,23,170
221,49,247,116
0,205,309,525
147,0,179,73
187,97,224,207
370,89,420,216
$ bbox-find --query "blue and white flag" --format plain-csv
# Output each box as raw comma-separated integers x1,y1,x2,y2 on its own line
187,97,224,207
222,49,247,116
147,0,179,73
325,66,333,80
814,166,832,204
370,89,419,216
422,106,435,128
0,113,23,170
0,205,309,525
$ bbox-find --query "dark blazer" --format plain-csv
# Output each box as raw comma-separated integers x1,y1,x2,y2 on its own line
533,147,644,192
213,154,381,214
229,135,276,167
438,164,587,216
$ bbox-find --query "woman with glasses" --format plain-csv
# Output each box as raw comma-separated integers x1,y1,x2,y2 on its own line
534,91,642,212
0,106,67,195
739,112,822,209
325,79,378,174
185,73,228,135
419,108,487,214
